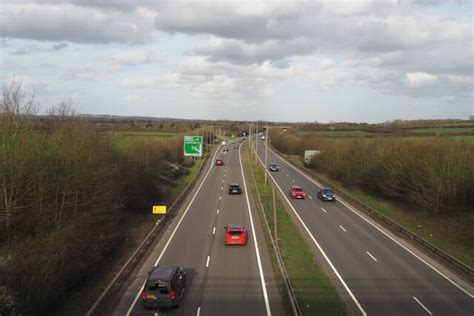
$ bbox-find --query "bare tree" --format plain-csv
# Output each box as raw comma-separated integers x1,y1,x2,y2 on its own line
0,80,38,233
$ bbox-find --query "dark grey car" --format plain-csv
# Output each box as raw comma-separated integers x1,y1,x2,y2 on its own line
142,265,186,309
318,187,336,201
228,183,242,194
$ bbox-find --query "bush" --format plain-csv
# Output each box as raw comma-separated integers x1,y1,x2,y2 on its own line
0,81,193,313
271,130,474,214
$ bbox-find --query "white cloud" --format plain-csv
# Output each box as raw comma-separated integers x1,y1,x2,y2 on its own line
1,0,473,121
0,3,157,43
103,49,166,66
405,72,439,87
121,56,294,100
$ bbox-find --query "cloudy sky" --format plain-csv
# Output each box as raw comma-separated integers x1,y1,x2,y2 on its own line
0,0,472,122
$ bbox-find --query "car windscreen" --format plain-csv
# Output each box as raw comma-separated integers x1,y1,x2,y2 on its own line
292,187,303,192
229,231,242,236
322,189,333,194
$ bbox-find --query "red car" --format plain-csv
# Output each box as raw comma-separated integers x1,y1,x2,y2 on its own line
224,225,248,246
215,159,224,166
289,185,305,199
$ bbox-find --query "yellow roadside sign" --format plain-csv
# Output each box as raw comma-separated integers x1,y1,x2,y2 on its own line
152,205,166,214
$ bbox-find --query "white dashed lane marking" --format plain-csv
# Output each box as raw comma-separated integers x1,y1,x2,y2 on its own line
366,251,378,262
413,297,432,315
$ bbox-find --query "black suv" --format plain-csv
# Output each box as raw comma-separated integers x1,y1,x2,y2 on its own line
318,187,336,202
228,183,242,194
142,265,186,309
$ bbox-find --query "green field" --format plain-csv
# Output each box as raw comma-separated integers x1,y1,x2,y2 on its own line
406,126,474,134
296,130,474,145
110,131,181,147
298,130,373,137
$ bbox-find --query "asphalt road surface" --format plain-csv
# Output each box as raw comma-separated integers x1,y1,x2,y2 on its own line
255,138,473,316
112,143,284,316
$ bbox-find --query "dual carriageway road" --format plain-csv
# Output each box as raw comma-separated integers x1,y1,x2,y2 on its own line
109,139,472,315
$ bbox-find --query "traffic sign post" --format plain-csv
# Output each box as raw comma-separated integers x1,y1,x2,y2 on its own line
183,136,203,157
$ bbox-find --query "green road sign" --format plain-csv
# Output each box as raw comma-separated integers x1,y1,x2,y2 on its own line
183,136,203,157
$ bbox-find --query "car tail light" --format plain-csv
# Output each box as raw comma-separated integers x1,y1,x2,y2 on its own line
170,290,176,300
141,291,148,300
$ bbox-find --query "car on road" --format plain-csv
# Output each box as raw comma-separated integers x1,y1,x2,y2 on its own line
268,163,279,172
222,148,229,153
142,265,186,309
228,183,242,194
216,159,224,166
318,187,336,202
224,225,248,245
234,144,239,149
289,185,305,199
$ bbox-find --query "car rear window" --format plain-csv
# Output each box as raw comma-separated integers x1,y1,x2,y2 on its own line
229,231,242,236
293,187,303,192
147,283,169,294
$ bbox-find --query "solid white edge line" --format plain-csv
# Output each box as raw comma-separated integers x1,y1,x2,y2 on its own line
366,251,378,262
321,208,327,213
339,225,347,232
254,150,366,316
197,306,201,316
206,255,210,268
239,146,272,316
267,146,474,298
213,227,216,235
126,145,221,316
413,296,433,315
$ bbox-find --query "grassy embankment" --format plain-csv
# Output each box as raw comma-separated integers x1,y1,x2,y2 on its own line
242,145,346,315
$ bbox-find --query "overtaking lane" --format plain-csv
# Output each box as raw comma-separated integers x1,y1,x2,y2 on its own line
256,140,473,315
200,144,280,315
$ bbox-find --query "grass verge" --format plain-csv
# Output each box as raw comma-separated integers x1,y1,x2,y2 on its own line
60,158,204,315
285,154,474,268
242,145,346,315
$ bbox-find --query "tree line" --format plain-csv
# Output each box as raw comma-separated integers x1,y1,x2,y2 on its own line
0,82,192,314
270,129,474,214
